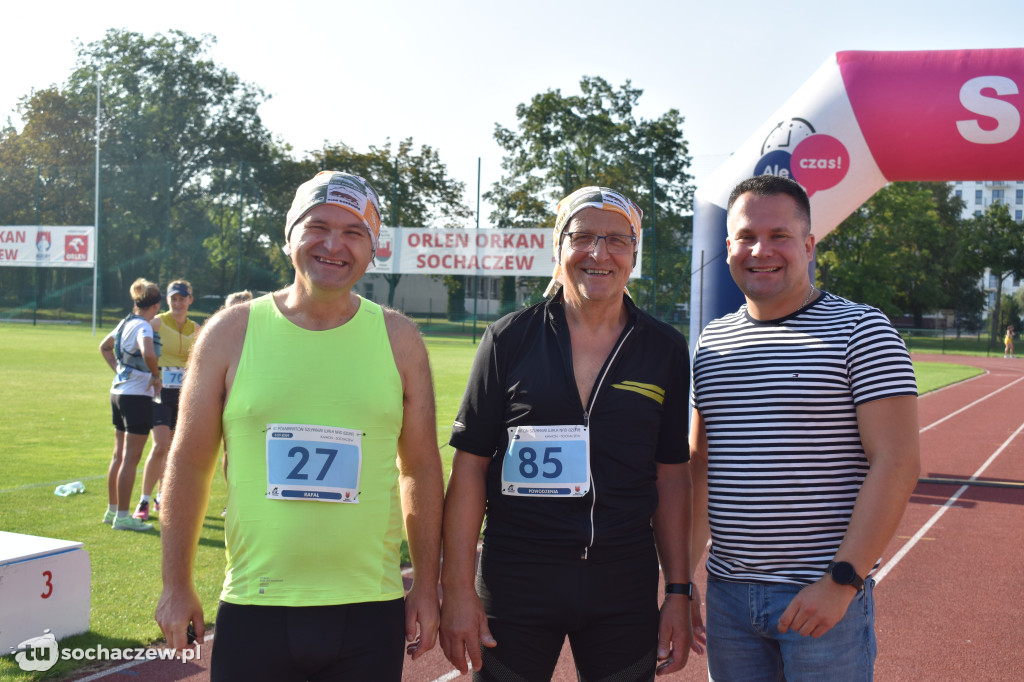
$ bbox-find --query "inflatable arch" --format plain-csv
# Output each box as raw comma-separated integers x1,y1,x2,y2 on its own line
689,49,1024,345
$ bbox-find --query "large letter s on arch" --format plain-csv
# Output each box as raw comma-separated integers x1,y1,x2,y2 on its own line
956,76,1020,144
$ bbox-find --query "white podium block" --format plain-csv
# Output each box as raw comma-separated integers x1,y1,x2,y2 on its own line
0,531,91,654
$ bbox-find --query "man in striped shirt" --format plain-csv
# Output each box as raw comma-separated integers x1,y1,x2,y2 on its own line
689,175,920,680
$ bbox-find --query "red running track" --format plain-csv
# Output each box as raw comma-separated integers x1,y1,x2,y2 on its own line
67,353,1024,682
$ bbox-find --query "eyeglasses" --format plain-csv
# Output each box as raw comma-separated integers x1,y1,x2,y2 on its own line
564,232,636,255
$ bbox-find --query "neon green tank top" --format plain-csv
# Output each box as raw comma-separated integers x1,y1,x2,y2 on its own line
156,311,198,368
220,293,404,606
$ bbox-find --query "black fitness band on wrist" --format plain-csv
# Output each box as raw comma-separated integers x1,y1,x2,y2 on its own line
664,582,694,600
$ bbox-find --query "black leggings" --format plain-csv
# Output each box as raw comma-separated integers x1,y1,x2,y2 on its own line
211,599,405,682
474,544,660,682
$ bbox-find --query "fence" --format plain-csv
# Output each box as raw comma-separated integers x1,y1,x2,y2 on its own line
897,327,1003,356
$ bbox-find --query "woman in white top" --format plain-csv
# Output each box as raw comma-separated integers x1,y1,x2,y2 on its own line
99,278,162,532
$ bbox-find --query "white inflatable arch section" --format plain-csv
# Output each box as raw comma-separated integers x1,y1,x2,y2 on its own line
689,49,1024,345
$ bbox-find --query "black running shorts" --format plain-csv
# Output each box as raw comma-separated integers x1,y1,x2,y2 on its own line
211,599,405,682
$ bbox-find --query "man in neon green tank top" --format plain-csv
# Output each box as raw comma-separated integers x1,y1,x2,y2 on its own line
155,171,444,681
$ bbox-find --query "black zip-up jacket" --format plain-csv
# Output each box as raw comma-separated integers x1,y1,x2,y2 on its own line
450,293,690,559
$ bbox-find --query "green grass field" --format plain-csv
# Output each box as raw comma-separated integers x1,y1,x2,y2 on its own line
0,321,981,679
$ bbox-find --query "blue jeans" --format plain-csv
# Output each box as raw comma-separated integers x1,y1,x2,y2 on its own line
705,577,877,682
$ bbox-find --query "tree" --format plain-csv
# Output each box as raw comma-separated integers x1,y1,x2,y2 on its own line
0,29,282,313
1000,292,1023,335
965,201,1024,343
71,29,277,298
485,76,693,315
817,182,971,326
313,138,471,306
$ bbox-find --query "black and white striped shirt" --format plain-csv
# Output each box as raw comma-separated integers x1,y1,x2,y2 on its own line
691,292,917,585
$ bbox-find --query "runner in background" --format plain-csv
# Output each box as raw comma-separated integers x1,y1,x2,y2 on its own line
135,280,200,521
223,290,253,308
99,278,162,532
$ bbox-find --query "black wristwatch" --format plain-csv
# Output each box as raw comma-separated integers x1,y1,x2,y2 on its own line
826,561,865,592
665,582,694,600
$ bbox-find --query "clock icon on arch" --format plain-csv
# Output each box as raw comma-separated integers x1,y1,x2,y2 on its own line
761,118,816,155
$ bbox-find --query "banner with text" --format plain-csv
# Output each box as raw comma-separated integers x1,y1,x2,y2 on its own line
373,228,642,278
0,226,96,268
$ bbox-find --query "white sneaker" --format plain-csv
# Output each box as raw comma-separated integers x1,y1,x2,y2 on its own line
112,515,153,532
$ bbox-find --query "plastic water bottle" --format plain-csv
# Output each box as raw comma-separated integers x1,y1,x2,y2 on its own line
54,481,85,496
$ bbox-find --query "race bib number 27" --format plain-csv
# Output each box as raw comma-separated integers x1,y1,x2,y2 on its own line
501,424,590,497
266,423,361,503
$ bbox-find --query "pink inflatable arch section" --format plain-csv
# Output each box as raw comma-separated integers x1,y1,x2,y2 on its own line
689,49,1024,345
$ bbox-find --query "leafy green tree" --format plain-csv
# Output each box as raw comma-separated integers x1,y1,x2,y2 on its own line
964,201,1024,343
817,182,970,326
0,88,99,313
999,293,1023,336
485,76,693,315
0,29,281,313
69,29,277,299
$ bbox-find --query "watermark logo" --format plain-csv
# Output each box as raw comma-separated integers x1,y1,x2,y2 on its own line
13,630,58,672
11,629,200,671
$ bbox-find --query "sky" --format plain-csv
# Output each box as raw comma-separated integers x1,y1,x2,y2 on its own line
2,0,1022,225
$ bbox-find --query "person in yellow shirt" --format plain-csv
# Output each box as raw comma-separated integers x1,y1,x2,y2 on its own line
134,280,200,520
1005,325,1015,359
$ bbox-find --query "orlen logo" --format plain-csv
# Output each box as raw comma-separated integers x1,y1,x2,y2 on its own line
754,118,850,197
65,234,88,261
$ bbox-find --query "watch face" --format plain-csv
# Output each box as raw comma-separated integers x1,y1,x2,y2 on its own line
831,561,855,584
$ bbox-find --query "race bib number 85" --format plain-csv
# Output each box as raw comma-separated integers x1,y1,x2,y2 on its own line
266,423,361,503
501,424,590,497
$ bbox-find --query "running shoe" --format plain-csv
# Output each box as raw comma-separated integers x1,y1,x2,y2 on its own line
153,497,160,512
112,515,153,532
102,509,116,524
133,500,150,520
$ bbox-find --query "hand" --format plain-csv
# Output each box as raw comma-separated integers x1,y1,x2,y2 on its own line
778,577,856,638
404,582,440,660
656,595,693,675
439,585,496,674
154,584,204,656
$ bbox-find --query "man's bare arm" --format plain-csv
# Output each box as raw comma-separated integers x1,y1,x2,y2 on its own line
688,408,710,575
440,450,494,674
652,461,701,674
386,310,445,659
155,305,247,649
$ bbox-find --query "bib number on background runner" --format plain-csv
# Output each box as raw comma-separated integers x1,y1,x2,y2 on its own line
161,367,185,389
266,423,361,503
501,424,590,497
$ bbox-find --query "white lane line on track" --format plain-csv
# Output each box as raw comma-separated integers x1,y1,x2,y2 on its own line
429,671,463,682
919,374,1024,433
71,632,214,681
875,418,1024,585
